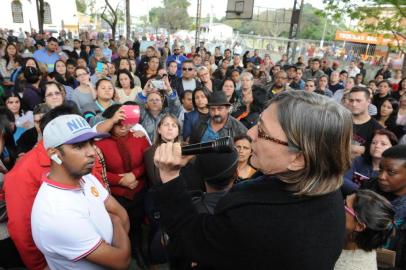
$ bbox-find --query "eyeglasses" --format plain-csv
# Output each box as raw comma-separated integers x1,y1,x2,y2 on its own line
45,91,62,98
183,67,194,71
76,73,88,77
257,124,289,147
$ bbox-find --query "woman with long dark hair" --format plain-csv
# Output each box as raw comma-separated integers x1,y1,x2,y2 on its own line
0,43,20,89
115,69,142,103
372,80,393,109
3,92,33,129
52,59,75,88
220,77,240,114
234,135,257,182
342,129,398,194
0,108,17,169
375,97,404,138
183,87,209,142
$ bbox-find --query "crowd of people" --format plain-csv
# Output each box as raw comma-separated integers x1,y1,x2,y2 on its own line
0,29,405,270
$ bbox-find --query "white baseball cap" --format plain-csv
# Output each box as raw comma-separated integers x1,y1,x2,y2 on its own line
43,114,109,149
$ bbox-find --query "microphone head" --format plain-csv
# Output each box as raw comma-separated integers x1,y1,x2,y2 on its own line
213,136,234,153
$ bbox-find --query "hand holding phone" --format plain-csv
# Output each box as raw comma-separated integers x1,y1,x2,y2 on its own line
121,105,140,125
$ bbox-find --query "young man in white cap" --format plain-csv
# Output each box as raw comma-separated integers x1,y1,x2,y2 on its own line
31,114,131,270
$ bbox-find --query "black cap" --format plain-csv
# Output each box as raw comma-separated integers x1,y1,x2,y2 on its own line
195,148,239,184
207,91,231,107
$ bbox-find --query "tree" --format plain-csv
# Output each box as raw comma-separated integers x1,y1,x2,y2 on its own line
148,0,191,34
322,0,406,74
125,0,131,40
36,0,45,34
100,0,123,39
76,0,87,13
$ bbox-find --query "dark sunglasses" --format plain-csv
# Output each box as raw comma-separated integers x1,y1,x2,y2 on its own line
183,68,194,71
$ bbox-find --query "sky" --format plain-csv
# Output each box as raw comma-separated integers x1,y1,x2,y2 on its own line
131,0,327,19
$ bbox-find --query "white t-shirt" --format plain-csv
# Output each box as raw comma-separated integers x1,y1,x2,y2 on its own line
334,249,377,270
31,174,113,270
182,79,197,92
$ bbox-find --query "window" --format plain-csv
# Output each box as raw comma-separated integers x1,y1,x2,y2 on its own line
44,2,52,24
11,0,24,23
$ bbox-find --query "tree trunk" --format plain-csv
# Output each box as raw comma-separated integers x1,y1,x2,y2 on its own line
402,53,406,77
36,0,45,34
126,0,131,40
111,23,116,40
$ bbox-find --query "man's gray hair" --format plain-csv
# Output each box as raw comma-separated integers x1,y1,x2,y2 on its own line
240,72,253,81
118,45,129,51
197,66,209,74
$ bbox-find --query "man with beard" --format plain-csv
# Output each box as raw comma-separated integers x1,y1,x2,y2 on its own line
72,39,82,59
31,114,131,269
302,58,325,81
190,91,247,143
33,37,61,72
267,70,293,99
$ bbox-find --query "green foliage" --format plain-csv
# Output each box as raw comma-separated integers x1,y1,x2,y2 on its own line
75,0,87,14
322,0,406,52
149,0,192,32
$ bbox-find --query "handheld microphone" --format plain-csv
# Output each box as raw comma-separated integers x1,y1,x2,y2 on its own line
181,137,234,156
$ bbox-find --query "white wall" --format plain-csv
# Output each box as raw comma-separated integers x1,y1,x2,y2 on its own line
0,0,78,33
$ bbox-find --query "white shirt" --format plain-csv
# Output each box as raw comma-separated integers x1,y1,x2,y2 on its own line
182,79,197,92
347,66,360,77
334,249,377,270
31,174,113,270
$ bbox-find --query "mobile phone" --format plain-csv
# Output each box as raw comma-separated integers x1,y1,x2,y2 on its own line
151,80,164,89
121,105,140,125
352,172,369,186
96,62,104,73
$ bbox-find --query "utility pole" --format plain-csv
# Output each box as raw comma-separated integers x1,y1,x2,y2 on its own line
286,0,304,63
195,0,202,48
320,14,328,48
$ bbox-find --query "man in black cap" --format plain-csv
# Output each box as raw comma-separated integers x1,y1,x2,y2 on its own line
189,91,247,143
191,149,239,214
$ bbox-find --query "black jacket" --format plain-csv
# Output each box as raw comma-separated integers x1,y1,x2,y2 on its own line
151,175,345,270
171,77,202,97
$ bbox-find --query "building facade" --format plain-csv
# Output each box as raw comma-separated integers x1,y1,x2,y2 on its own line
0,0,79,34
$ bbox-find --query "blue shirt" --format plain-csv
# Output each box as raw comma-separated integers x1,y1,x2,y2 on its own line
33,49,60,72
13,126,26,143
103,48,112,62
200,121,220,143
166,54,188,77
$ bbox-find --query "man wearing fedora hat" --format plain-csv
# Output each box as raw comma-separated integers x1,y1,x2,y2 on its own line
189,91,247,143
